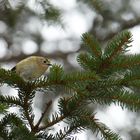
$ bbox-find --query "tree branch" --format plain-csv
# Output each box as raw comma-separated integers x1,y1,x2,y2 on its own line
23,94,34,131
37,115,65,132
35,100,52,130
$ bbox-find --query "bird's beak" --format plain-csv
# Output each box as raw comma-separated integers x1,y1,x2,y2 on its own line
47,63,52,66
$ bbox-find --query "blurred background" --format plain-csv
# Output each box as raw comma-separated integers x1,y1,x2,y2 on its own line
0,0,140,139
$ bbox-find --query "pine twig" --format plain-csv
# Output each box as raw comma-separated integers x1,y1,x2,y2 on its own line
38,115,65,132
34,100,52,130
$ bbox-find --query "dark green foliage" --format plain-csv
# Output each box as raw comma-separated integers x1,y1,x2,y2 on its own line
82,33,102,58
41,1,62,25
111,54,140,71
0,95,22,107
77,0,110,16
0,0,62,29
0,113,35,140
104,30,132,60
37,132,55,140
0,104,8,114
1,30,140,139
89,120,121,140
0,68,25,88
0,6,24,28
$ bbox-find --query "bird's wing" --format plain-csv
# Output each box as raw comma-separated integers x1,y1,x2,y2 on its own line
11,66,16,71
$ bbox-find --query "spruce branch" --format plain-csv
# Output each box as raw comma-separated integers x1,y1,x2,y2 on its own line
88,88,140,111
82,33,102,58
77,53,101,71
0,113,24,139
22,92,35,131
64,71,99,82
39,0,62,24
94,31,133,74
62,108,121,140
87,116,122,140
65,73,140,112
123,68,140,84
111,54,140,70
0,113,23,126
38,95,88,132
38,115,65,132
0,129,9,140
104,30,132,61
70,114,122,140
0,95,22,107
31,65,99,91
78,0,109,18
9,125,37,140
79,31,134,75
0,68,26,90
0,104,8,114
36,132,54,140
127,80,140,88
54,123,85,140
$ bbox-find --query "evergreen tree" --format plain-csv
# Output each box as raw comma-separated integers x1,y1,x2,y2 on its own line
0,30,140,140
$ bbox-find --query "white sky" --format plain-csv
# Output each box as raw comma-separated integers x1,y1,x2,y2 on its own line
130,26,140,53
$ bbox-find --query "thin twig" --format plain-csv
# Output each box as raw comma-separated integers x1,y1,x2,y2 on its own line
35,100,52,129
38,115,65,132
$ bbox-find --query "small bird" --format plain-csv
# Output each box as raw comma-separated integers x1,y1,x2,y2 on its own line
11,56,52,81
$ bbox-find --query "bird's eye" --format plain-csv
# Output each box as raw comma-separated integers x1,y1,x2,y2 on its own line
43,60,47,63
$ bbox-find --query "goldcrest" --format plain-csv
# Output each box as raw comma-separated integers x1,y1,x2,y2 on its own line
11,56,52,81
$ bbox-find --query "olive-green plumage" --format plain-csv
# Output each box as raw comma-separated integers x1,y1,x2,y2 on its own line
11,56,51,81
